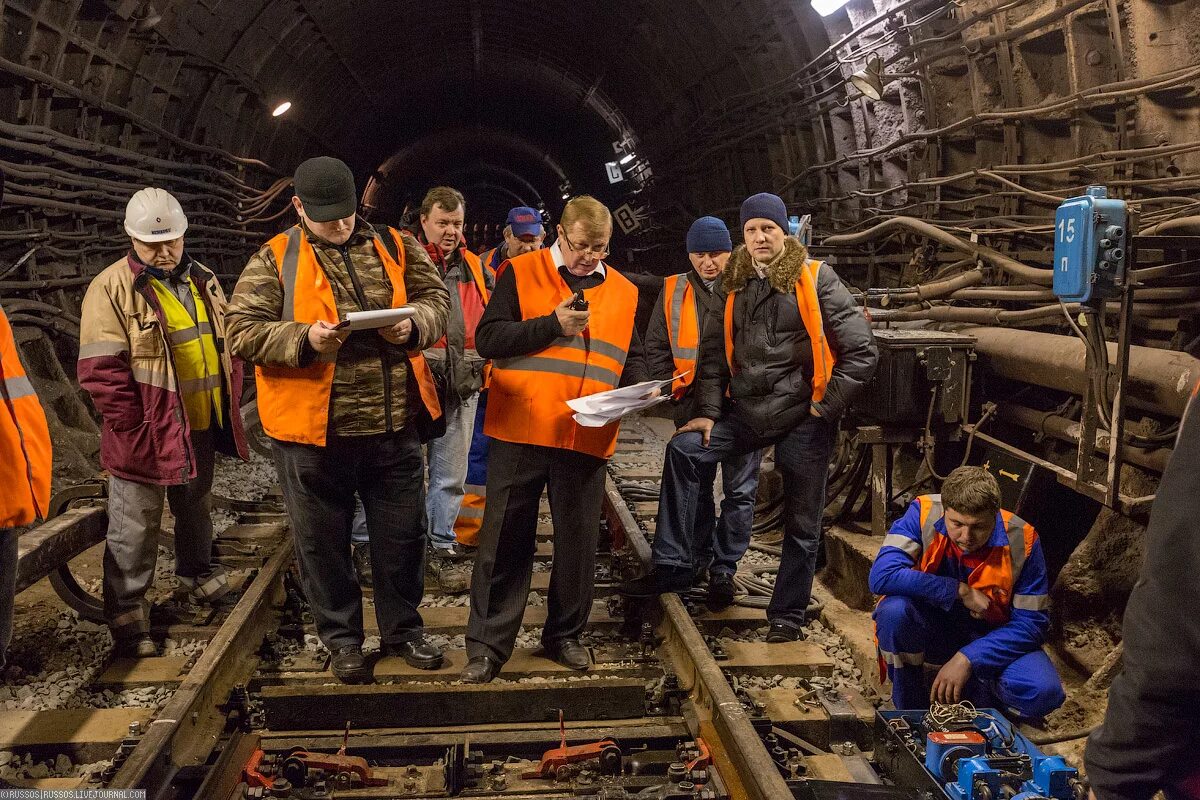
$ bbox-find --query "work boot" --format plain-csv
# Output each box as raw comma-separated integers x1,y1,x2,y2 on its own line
544,638,590,671
114,634,158,659
385,636,444,670
175,567,232,605
707,573,736,610
765,621,805,643
352,543,373,587
619,565,695,599
460,655,501,684
330,645,371,684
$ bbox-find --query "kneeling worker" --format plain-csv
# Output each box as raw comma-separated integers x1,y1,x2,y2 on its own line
870,466,1065,717
464,196,647,683
227,157,450,683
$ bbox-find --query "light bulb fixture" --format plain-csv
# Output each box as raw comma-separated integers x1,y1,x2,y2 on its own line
811,0,850,17
272,101,292,117
619,152,636,165
849,55,886,101
562,192,570,200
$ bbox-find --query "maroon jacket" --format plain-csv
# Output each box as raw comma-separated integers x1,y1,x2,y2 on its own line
78,254,247,485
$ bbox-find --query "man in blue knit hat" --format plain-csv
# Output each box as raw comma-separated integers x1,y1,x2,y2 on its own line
630,217,763,608
622,194,877,643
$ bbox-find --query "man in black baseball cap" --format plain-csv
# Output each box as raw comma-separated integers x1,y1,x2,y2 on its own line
227,155,451,683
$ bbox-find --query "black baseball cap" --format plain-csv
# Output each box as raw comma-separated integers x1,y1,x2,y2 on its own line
293,156,357,222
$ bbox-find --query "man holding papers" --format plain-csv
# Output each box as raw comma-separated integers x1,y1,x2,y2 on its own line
626,217,763,609
621,193,877,645
462,196,647,683
227,156,449,683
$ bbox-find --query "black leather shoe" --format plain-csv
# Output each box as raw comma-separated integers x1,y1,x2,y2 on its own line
352,543,373,587
765,621,805,643
330,645,371,683
707,573,736,609
619,565,695,598
387,637,444,670
460,655,501,683
544,638,590,671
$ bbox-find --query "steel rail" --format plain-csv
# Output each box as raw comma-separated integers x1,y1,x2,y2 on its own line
602,478,793,800
109,532,293,795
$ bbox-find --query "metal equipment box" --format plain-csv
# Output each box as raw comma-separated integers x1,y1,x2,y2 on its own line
855,330,976,425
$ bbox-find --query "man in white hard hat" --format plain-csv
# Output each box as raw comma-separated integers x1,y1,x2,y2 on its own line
78,188,248,658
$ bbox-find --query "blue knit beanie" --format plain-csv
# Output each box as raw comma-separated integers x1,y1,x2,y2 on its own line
739,192,790,233
686,216,732,253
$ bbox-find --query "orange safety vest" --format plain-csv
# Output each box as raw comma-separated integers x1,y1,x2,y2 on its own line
0,307,52,527
912,495,1037,626
484,249,638,459
663,273,699,399
723,259,834,402
254,225,442,447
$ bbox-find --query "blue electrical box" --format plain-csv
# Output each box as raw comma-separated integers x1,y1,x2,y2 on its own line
1052,186,1130,304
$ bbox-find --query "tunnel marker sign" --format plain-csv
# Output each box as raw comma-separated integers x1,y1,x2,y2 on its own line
614,204,642,234
606,162,624,183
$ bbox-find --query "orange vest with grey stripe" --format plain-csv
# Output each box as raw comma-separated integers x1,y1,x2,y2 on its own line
663,274,699,399
254,225,442,447
484,248,638,459
723,259,834,402
0,306,51,527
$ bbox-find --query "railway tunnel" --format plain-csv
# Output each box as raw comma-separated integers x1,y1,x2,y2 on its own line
2,0,1200,796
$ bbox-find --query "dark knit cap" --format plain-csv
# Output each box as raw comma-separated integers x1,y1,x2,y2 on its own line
294,156,357,222
739,192,790,233
686,216,733,253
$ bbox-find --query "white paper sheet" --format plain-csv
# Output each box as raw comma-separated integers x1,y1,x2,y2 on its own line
566,373,687,427
343,306,416,331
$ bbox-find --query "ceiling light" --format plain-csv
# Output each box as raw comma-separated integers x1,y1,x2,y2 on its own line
271,101,292,117
562,193,570,200
811,0,850,16
849,55,886,101
619,153,636,165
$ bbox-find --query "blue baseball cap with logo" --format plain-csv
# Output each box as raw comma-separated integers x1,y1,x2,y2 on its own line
506,206,544,238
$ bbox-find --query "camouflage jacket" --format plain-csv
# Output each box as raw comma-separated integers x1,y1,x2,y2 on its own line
226,219,450,438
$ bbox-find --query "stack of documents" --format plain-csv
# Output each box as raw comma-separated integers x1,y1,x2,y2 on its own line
566,374,687,427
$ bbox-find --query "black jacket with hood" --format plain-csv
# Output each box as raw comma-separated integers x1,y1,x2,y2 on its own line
695,237,877,438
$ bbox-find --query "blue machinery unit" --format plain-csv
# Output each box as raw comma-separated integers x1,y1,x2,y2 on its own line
875,708,1088,800
1052,186,1132,304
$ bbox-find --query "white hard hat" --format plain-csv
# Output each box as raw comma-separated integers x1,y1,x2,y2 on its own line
124,187,188,242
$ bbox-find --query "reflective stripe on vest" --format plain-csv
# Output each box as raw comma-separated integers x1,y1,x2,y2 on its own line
484,248,638,459
664,273,698,398
255,226,442,446
722,259,834,403
0,306,52,527
149,278,222,432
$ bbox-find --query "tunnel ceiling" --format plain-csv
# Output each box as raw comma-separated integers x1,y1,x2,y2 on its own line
1,0,1198,277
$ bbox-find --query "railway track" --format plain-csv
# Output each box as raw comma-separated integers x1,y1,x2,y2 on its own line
2,416,881,799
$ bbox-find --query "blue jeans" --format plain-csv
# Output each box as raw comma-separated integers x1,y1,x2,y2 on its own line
874,595,1065,718
350,496,368,545
425,392,479,550
654,413,835,628
690,451,763,577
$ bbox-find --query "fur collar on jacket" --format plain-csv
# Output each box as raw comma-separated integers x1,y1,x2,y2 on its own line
722,236,810,295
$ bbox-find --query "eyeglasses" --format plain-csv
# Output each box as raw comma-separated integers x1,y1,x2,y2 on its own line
561,235,609,258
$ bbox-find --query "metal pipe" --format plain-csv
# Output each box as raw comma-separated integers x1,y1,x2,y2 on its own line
996,403,1171,473
1142,216,1200,235
961,326,1199,417
823,217,1052,285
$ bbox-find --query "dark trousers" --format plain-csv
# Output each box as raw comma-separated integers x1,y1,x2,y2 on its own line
271,428,427,650
467,439,607,664
654,413,836,629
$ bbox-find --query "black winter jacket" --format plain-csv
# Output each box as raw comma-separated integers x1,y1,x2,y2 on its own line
696,237,876,438
1085,389,1200,799
646,270,725,425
